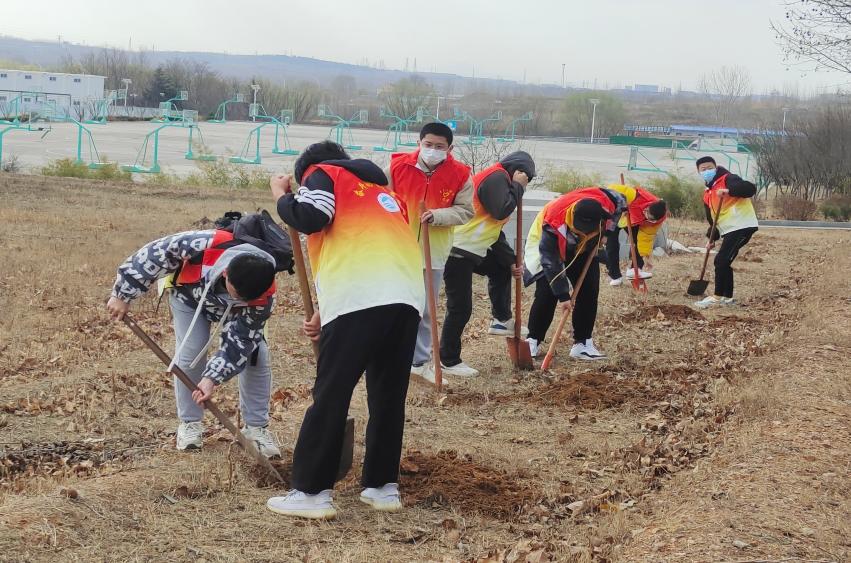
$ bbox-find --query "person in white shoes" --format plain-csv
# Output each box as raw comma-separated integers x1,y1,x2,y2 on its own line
523,188,621,361
106,217,287,458
439,151,536,378
604,183,668,286
267,141,423,520
694,156,759,309
383,122,474,379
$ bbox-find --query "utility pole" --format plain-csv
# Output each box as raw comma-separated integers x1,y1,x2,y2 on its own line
562,64,566,89
121,78,132,109
782,107,790,132
251,84,260,122
589,98,600,143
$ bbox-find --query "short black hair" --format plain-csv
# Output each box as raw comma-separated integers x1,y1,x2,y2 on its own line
648,200,667,221
227,254,275,301
419,122,453,146
696,156,716,169
294,141,350,184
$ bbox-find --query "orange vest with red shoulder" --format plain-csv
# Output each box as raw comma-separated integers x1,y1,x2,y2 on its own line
389,151,470,267
302,163,425,326
452,163,512,257
176,230,276,306
628,187,664,226
703,173,758,235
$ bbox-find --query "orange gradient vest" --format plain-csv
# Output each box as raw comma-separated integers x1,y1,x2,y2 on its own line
303,164,425,326
703,173,758,235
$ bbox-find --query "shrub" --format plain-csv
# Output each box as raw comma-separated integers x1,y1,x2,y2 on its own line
1,155,21,173
820,195,851,222
546,168,603,194
776,194,818,221
644,174,705,220
41,158,132,181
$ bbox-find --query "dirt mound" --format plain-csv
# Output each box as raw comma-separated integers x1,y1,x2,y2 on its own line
631,304,704,322
399,450,538,519
526,372,647,409
441,390,512,407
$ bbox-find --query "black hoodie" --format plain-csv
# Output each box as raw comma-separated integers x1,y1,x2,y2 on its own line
277,159,388,234
476,151,536,221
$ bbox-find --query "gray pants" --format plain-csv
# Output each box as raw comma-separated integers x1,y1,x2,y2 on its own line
413,268,444,366
170,294,272,427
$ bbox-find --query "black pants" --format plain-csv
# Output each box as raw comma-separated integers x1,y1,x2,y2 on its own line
605,227,643,279
714,227,757,298
290,304,419,494
440,252,512,366
527,252,600,344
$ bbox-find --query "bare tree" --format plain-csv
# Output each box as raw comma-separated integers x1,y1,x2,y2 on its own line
697,66,753,125
772,0,851,74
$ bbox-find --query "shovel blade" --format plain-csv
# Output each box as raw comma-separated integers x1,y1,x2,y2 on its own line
687,279,709,296
507,337,535,370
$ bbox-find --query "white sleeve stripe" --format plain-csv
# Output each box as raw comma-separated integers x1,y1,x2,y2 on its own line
297,186,335,204
296,192,335,211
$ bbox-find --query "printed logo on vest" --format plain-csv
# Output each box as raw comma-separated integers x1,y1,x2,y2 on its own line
377,192,401,213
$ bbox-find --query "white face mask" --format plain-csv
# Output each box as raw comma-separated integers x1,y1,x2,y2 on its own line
420,147,447,167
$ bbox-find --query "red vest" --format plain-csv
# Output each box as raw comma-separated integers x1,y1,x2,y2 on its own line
389,151,470,210
176,229,276,305
703,172,729,209
451,163,512,257
628,186,664,226
542,188,617,259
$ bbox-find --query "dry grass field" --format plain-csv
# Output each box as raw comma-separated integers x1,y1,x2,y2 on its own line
0,173,848,562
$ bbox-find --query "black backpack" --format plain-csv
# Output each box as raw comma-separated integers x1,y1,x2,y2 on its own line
208,210,295,274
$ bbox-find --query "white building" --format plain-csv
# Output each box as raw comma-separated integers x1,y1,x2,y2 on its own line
0,69,105,120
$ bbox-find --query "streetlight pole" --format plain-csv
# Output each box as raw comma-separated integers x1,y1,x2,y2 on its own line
562,63,566,89
251,84,260,122
121,78,132,109
589,98,600,143
782,107,790,132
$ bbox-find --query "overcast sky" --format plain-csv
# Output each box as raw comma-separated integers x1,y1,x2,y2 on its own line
3,0,848,93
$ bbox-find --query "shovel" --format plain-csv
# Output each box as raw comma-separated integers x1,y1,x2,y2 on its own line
507,196,534,369
619,174,647,293
541,233,603,371
286,221,354,481
687,195,724,296
122,314,286,485
419,201,443,393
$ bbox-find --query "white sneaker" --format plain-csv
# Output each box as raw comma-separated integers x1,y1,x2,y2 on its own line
440,362,479,378
410,363,425,377
241,425,282,459
266,489,336,520
488,318,529,337
625,268,652,280
176,421,204,450
360,483,402,512
609,277,624,286
694,295,723,309
569,339,607,361
527,338,541,358
721,297,736,306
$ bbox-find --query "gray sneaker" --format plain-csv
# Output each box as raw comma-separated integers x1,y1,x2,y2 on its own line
176,421,204,451
242,425,281,459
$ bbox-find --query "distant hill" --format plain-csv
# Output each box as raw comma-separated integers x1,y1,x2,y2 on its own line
0,35,563,95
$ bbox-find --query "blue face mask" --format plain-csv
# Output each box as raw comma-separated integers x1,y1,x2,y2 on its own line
701,169,717,184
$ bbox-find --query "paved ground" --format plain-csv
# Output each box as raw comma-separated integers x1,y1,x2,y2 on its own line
3,120,706,182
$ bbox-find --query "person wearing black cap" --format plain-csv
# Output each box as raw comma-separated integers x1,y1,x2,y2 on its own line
437,151,535,379
523,187,622,360
695,156,758,308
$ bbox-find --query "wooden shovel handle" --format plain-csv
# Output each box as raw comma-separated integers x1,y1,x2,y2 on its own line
287,225,320,359
699,195,725,281
514,196,524,340
420,201,442,393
